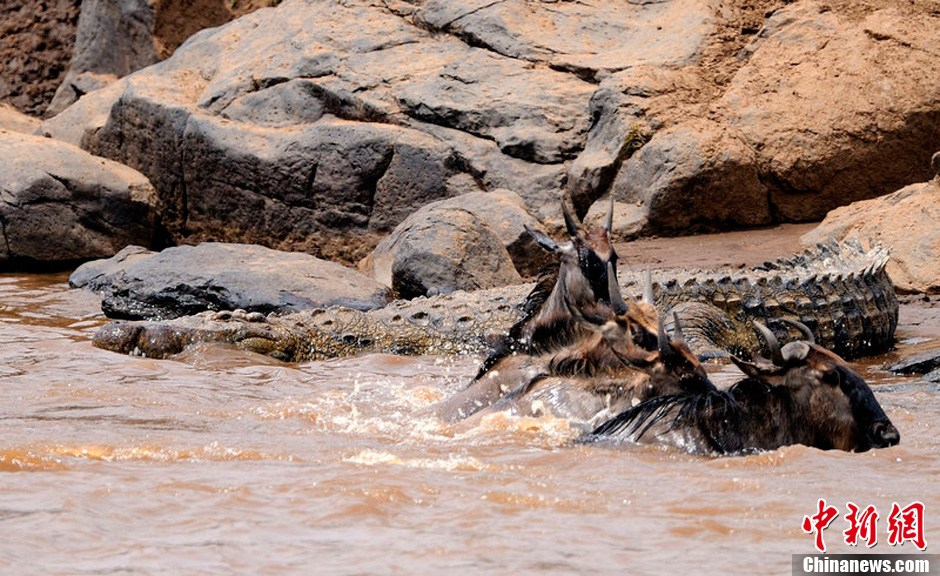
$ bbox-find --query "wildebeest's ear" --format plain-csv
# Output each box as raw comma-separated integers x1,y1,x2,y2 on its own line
730,354,787,378
781,341,811,362
524,224,560,253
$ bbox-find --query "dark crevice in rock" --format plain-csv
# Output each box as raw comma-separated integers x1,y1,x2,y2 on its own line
307,82,392,124
0,212,11,260
547,61,604,85
421,0,507,31
399,104,499,148
364,147,396,221
302,163,318,207
178,119,192,235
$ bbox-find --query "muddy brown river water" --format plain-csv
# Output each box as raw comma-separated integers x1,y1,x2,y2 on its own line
0,269,937,575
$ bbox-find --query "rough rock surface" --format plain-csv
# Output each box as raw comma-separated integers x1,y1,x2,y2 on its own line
0,130,158,266
368,204,522,299
39,0,717,262
47,0,280,116
46,0,160,116
36,0,940,257
361,189,551,291
70,242,392,320
601,1,940,238
802,160,940,294
0,104,40,134
0,0,276,118
0,0,80,116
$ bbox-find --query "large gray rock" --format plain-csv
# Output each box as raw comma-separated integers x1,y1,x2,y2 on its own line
0,130,158,266
362,189,552,282
70,242,392,320
46,0,159,116
40,0,717,260
45,0,277,116
364,202,523,299
410,0,712,77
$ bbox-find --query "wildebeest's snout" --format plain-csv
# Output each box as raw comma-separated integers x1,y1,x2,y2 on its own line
869,421,901,449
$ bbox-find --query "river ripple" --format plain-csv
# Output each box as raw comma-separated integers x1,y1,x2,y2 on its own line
0,274,936,575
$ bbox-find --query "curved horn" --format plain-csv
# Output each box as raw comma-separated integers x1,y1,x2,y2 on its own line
603,195,614,232
672,312,686,342
607,262,628,315
658,316,669,354
753,321,784,366
561,202,581,238
781,318,815,344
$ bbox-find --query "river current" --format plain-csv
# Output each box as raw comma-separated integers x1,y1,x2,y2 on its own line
0,273,937,575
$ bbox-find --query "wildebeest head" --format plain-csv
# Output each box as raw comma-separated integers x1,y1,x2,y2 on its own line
508,201,620,352
561,199,618,305
730,321,900,452
591,320,899,454
548,265,711,396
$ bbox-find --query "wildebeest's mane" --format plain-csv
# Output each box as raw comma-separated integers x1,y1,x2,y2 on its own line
590,385,760,455
470,266,557,380
515,264,558,324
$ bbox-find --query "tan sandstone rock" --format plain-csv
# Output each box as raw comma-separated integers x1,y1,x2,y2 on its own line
803,154,940,294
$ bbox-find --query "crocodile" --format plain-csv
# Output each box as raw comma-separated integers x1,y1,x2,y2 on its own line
91,238,898,362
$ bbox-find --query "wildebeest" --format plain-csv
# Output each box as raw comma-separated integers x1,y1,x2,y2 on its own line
590,321,901,454
444,201,629,420
434,261,712,429
492,201,621,361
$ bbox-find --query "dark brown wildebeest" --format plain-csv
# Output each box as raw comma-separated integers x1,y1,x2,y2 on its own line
456,201,626,406
478,201,622,369
434,262,711,429
590,321,901,454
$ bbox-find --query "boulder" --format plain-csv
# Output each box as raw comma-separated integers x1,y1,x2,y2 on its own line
593,1,940,238
46,0,160,116
802,157,940,294
606,119,767,237
886,349,940,376
0,130,158,266
364,204,523,299
363,189,552,281
40,0,717,260
46,0,276,116
70,242,392,320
